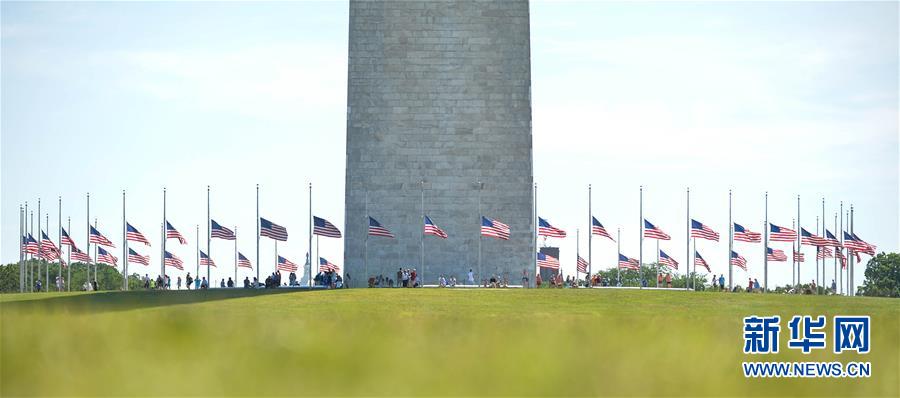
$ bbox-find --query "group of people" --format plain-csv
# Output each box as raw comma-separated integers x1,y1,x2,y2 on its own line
312,270,344,288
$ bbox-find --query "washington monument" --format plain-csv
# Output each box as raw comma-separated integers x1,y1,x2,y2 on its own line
344,0,534,285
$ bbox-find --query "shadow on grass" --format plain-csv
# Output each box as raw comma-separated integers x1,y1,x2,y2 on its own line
1,288,308,315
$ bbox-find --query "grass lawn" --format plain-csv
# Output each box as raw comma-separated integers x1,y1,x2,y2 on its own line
1,288,897,396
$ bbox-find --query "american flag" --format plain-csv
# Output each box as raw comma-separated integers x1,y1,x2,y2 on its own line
40,231,59,253
824,230,841,247
793,251,805,262
591,217,614,241
841,232,869,252
836,250,847,268
260,217,288,241
22,234,39,255
312,216,341,238
368,217,395,238
618,253,640,270
70,246,92,263
40,242,61,262
166,221,187,244
733,223,762,243
60,227,76,247
319,257,340,273
538,217,567,238
126,223,151,246
200,250,216,267
851,233,876,256
766,247,787,262
659,250,678,269
576,256,589,273
536,252,560,269
424,215,448,238
817,246,834,260
127,248,150,265
237,252,252,269
694,251,710,272
89,225,115,247
97,247,118,266
481,216,510,240
800,228,828,246
277,255,298,273
211,220,236,240
769,224,796,242
643,220,670,240
690,219,720,241
164,250,183,270
730,250,747,271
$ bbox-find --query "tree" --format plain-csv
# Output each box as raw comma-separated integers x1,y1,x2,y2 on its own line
858,252,900,298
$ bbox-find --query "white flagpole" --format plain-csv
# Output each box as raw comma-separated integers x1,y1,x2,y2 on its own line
93,217,98,288
533,182,537,284
655,239,659,288
588,184,592,286
638,185,643,289
477,181,483,284
308,183,312,287
85,194,89,291
196,225,199,283
792,218,796,289
833,212,838,295
796,195,801,288
616,228,621,286
234,226,238,287
256,184,260,287
123,190,128,291
576,228,580,280
19,205,24,293
763,191,768,292
67,217,71,291
59,196,63,291
37,198,42,292
421,180,425,285
207,185,211,287
686,188,690,290
821,197,826,291
162,188,166,280
46,212,50,291
365,189,369,283
728,189,733,291
815,215,820,295
849,204,855,296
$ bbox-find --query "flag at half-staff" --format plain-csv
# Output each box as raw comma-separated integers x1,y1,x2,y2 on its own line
536,252,560,269
60,227,76,247
835,250,847,268
481,216,510,240
237,252,252,269
823,230,841,247
766,247,787,262
591,217,614,241
97,247,118,266
127,248,150,265
643,220,671,240
768,224,796,242
793,251,805,262
694,251,710,272
319,257,340,272
577,256,589,273
816,246,834,260
730,251,747,271
848,232,875,256
126,223,151,246
165,221,187,244
312,216,341,238
618,254,640,270
368,217,395,238
163,250,183,270
538,217,567,238
22,234,39,255
200,250,216,267
89,225,115,247
40,231,61,261
800,228,827,246
211,220,236,240
733,223,762,243
659,250,678,269
691,219,720,241
277,256,298,272
424,215,448,238
71,246,92,263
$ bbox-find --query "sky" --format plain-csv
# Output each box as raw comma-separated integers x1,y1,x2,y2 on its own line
2,1,897,290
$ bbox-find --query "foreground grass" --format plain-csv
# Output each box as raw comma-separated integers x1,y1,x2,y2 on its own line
1,289,897,396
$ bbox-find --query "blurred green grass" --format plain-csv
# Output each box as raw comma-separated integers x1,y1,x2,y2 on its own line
1,289,897,396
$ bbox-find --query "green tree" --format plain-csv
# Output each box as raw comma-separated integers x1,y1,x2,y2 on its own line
858,252,900,298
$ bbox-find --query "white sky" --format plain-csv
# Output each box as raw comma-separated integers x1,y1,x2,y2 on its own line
2,1,897,290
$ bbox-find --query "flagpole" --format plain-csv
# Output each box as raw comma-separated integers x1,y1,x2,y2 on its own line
692,238,696,289
655,239,659,288
477,181,483,285
638,185,643,289
821,197,826,291
196,225,200,283
849,204,854,296
256,184,260,287
839,202,843,295
576,228,580,280
123,190,128,291
162,187,166,280
791,218,796,289
207,185,211,287
59,196,63,291
38,198,42,292
616,227,620,286
85,194,88,291
24,201,29,292
844,209,849,294
19,205,24,293
686,187,690,290
93,217,98,288
46,212,50,291
728,189,733,291
275,241,278,281
763,191,768,292
67,217,71,291
364,189,369,283
833,212,838,295
421,180,425,285
31,209,35,291
796,195,801,289
588,184,592,286
815,215,820,295
234,226,238,287
533,182,537,285
308,183,312,288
